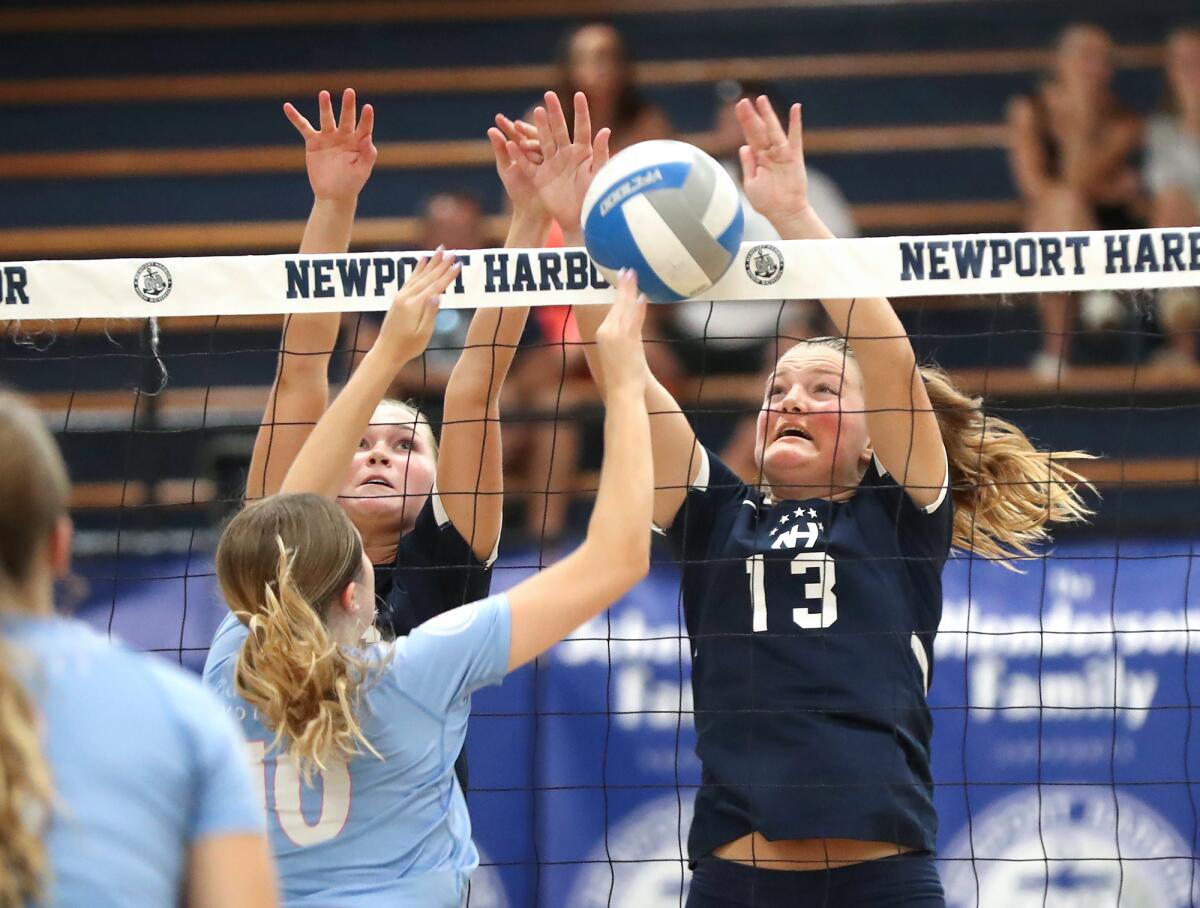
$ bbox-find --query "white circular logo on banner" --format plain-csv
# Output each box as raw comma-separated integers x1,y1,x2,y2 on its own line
568,795,694,908
941,786,1197,908
133,261,172,303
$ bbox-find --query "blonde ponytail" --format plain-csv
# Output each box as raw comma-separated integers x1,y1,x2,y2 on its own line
920,366,1094,565
0,390,72,907
783,340,1094,566
217,494,379,781
0,647,53,908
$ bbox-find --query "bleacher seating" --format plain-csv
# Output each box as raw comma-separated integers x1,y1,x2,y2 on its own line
1,0,1196,544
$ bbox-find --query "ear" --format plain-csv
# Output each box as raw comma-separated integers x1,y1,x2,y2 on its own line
339,581,358,614
49,516,73,579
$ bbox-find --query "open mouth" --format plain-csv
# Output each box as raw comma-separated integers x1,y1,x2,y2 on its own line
360,477,394,489
775,426,812,442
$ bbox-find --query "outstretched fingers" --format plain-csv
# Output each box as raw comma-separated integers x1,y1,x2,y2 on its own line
317,89,335,132
544,91,573,155
756,95,788,148
337,87,356,132
355,102,375,140
592,126,612,172
787,102,803,150
572,91,592,149
735,97,769,150
282,101,316,139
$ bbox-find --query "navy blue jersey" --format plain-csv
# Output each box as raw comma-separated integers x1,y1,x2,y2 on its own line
666,447,952,862
374,487,496,639
373,487,496,790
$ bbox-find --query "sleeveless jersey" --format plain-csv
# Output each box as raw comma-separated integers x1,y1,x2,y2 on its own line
665,447,952,861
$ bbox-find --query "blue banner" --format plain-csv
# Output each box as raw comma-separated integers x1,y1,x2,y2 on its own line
73,538,1200,907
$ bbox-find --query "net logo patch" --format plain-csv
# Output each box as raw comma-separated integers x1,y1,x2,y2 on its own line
134,261,173,303
941,786,1197,907
745,244,783,285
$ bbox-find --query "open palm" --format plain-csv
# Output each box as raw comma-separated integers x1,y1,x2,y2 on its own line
284,88,378,203
736,97,811,231
530,91,611,233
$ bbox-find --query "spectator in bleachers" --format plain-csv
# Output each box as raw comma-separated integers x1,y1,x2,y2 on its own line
665,80,853,381
1008,23,1144,378
1146,25,1200,368
556,22,672,151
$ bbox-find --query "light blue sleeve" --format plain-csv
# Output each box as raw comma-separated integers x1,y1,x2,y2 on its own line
387,593,512,715
202,611,247,686
146,661,265,840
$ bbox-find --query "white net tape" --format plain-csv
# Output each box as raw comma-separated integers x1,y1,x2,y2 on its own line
3,228,1199,320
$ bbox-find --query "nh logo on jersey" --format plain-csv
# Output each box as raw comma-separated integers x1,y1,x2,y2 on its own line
772,519,821,550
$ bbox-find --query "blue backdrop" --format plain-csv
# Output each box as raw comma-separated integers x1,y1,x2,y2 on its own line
74,538,1200,908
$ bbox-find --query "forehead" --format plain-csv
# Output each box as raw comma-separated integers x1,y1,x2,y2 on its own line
1062,27,1110,54
368,403,421,431
772,347,859,380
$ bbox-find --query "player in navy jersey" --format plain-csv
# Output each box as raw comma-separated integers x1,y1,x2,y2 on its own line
0,392,276,908
203,268,652,906
245,90,550,786
509,92,1094,906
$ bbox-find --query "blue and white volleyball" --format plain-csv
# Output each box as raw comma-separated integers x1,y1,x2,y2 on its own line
581,140,744,303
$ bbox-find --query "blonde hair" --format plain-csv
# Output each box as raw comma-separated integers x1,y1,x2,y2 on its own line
0,391,69,906
216,493,379,780
778,339,1094,565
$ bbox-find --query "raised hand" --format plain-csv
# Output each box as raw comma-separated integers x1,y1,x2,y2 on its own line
521,91,611,235
489,115,546,219
594,269,648,396
284,88,378,203
378,251,459,361
736,97,815,238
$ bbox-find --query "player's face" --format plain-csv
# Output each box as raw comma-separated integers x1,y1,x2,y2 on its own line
1057,26,1114,93
568,24,624,98
754,347,872,494
338,403,436,539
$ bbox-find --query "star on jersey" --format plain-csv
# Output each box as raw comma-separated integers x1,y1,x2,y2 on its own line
808,508,818,518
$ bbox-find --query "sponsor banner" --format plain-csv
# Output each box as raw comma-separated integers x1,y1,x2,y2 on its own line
5,228,1200,320
74,538,1200,907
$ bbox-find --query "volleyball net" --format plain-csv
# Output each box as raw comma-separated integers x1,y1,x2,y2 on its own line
3,227,1198,907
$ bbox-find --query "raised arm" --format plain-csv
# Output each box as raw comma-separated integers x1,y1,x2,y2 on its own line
430,118,553,560
737,97,946,506
501,91,703,529
280,254,459,497
246,89,378,500
505,270,652,670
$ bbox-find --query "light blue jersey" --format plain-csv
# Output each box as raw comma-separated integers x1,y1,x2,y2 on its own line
203,593,512,907
2,614,264,908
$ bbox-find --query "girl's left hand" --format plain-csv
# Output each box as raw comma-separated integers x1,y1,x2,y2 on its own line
378,251,459,361
736,97,814,237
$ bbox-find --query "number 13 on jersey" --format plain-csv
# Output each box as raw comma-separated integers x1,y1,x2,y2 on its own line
745,551,838,631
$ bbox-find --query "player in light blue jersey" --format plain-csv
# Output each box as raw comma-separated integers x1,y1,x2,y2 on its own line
203,263,652,907
0,390,277,908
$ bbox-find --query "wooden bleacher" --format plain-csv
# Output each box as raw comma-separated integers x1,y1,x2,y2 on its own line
2,0,1194,538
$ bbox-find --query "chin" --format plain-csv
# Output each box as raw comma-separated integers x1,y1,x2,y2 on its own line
339,495,404,531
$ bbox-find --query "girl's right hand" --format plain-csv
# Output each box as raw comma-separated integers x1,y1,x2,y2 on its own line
594,269,648,396
284,88,378,203
378,251,460,361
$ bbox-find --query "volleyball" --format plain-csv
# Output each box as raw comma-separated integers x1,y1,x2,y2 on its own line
581,139,745,303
